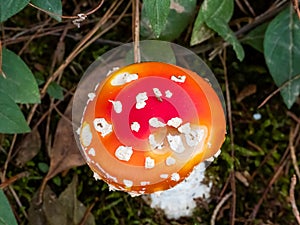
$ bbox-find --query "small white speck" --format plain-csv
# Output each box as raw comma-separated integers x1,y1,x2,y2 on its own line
115,146,133,161
171,75,186,83
88,93,96,101
149,134,164,150
167,117,183,128
253,113,262,120
171,173,180,181
123,179,133,188
165,90,173,98
106,67,120,76
207,142,212,148
131,122,140,132
111,72,138,86
109,100,122,113
153,88,162,100
88,148,96,156
93,118,112,137
136,92,148,109
80,123,92,147
140,181,150,186
166,156,176,166
76,128,80,135
149,117,166,128
145,156,155,169
167,134,185,153
160,174,168,179
214,149,221,158
93,172,101,181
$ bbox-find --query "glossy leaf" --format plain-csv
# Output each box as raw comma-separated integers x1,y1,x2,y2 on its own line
0,0,30,22
141,0,197,41
264,6,300,108
201,0,245,61
30,0,62,22
143,0,171,38
1,48,40,104
0,189,18,225
242,22,269,53
0,90,30,133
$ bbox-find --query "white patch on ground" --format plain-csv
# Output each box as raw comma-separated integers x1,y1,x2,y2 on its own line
165,156,176,166
171,173,180,182
149,134,164,150
178,123,205,147
131,122,140,132
123,179,133,188
145,156,155,169
153,88,162,101
93,172,101,181
88,92,96,101
88,148,96,156
167,134,185,153
167,117,183,128
93,118,112,137
115,146,133,161
80,123,92,147
111,72,138,86
160,174,169,179
136,92,148,109
109,100,122,113
171,75,186,83
148,162,212,219
149,117,166,128
165,90,173,98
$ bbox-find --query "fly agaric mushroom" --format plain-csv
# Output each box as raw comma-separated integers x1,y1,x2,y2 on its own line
77,61,226,196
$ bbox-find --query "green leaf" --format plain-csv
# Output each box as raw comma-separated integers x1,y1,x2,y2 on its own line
143,0,171,38
0,189,18,225
142,0,197,41
201,0,245,61
30,0,62,22
47,82,64,100
0,48,40,104
264,6,300,108
0,90,30,133
242,22,269,53
0,0,30,22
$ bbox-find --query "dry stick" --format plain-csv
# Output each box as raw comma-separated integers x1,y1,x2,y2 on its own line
287,111,300,124
219,50,236,225
27,0,122,125
8,185,28,219
133,0,141,63
1,135,17,182
290,125,300,181
290,174,300,225
211,192,233,225
258,73,300,109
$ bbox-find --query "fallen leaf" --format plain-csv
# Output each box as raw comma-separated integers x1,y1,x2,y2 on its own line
14,129,41,167
45,99,85,180
236,84,257,103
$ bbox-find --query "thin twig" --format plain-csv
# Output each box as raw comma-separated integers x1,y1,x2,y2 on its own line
219,49,236,225
133,0,141,63
211,192,233,225
290,174,300,225
1,134,17,182
290,125,300,181
258,73,300,109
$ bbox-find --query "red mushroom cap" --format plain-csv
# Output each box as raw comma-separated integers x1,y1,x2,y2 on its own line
78,62,226,195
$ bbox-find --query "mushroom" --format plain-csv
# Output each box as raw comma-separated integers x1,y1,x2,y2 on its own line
77,61,226,196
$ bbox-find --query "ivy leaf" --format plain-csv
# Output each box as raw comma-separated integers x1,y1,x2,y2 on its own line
0,0,30,22
0,190,18,225
0,90,30,133
264,6,300,108
201,0,245,61
30,0,62,22
0,48,40,104
47,82,64,100
143,0,171,38
141,0,197,41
